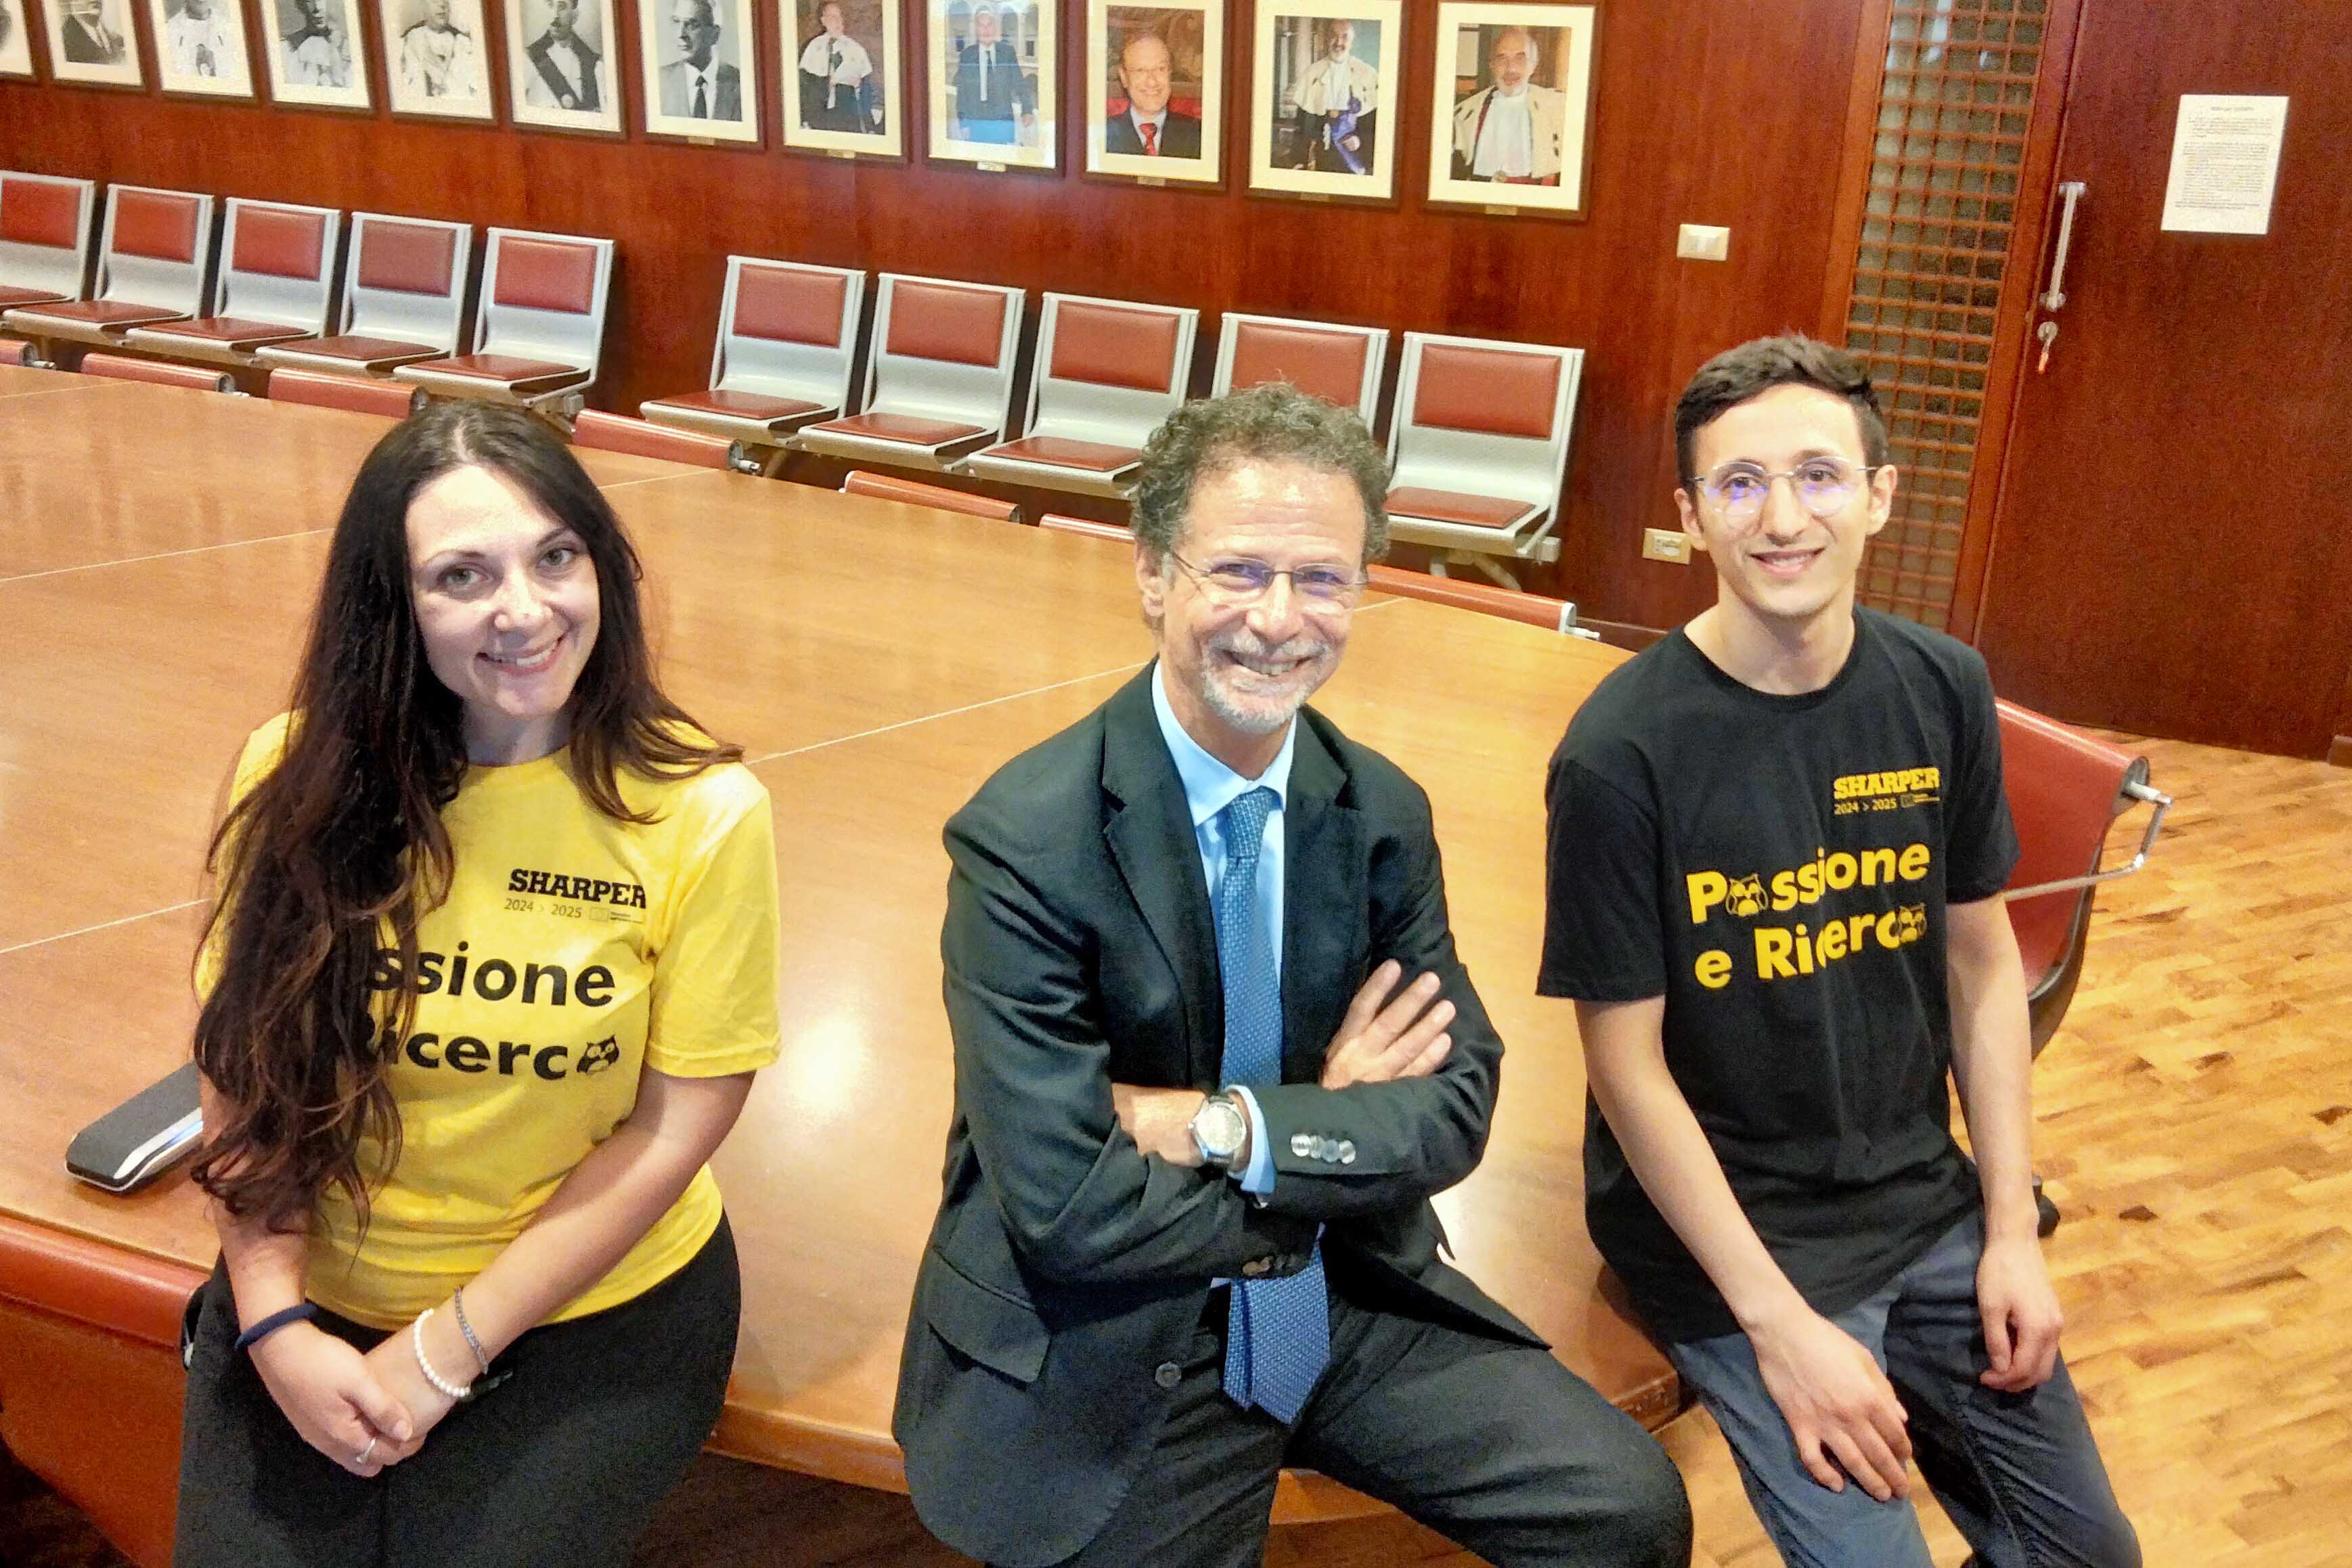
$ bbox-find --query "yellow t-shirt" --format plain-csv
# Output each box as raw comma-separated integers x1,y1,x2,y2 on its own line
208,714,781,1328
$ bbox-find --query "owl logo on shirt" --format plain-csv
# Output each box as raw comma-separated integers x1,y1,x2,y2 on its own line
1724,876,1768,918
1894,904,1928,943
576,1035,621,1075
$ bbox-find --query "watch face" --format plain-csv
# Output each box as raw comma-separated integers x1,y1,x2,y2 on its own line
1196,1099,1246,1159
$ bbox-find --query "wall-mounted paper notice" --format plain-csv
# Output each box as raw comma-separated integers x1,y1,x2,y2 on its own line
2160,95,2288,235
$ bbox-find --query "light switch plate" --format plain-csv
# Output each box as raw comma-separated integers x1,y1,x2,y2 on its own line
1677,223,1731,262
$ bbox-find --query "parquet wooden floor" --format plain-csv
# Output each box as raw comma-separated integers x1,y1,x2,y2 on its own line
9,734,2349,1566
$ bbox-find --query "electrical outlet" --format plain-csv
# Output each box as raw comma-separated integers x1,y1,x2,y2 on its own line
1677,223,1731,262
1643,528,1692,564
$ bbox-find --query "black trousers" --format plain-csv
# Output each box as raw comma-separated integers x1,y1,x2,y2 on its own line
173,1215,740,1568
1030,1280,1693,1568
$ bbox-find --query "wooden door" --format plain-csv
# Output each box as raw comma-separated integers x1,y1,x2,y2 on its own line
1971,0,2352,759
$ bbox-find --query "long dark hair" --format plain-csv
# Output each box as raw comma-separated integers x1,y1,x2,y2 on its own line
192,403,740,1232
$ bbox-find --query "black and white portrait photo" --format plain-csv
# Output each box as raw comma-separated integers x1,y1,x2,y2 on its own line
780,0,901,157
47,0,148,85
639,0,759,141
265,0,371,106
506,0,619,131
0,0,38,77
378,0,494,118
150,0,257,95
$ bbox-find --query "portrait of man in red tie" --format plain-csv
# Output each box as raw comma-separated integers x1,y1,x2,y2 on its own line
1101,15,1201,158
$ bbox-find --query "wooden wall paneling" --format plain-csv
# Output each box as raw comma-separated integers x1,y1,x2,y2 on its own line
0,0,1880,633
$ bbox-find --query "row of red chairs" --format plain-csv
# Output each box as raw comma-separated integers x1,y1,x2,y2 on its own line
0,175,614,417
1,170,1584,586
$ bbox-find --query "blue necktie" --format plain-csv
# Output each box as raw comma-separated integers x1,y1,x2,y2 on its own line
1214,788,1329,1424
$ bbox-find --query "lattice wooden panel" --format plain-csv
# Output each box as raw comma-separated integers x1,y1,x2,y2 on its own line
1844,0,2048,629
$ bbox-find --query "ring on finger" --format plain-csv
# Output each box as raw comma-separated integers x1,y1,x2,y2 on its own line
356,1435,379,1466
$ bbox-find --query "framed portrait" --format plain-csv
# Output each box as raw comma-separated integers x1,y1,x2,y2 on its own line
1084,0,1219,187
780,0,900,159
378,0,495,118
148,0,259,95
1246,0,1400,204
1,0,40,76
638,0,760,143
926,0,1057,173
261,0,370,107
44,0,146,84
505,0,618,132
1423,1,1597,217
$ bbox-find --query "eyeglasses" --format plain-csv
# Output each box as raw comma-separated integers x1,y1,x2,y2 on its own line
1168,552,1369,610
1689,457,1886,530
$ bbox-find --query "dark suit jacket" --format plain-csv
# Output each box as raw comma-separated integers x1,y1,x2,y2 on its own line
62,11,125,62
951,38,1031,121
894,666,1539,1568
1105,108,1201,158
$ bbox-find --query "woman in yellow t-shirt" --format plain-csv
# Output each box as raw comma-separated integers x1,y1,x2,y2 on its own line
173,403,782,1567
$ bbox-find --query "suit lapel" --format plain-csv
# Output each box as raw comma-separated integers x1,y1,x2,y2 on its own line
1281,713,1360,1085
1101,667,1223,1088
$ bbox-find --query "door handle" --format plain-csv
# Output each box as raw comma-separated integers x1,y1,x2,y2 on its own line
2039,181,2086,312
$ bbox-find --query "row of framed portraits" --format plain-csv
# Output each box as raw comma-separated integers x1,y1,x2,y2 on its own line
0,0,1597,216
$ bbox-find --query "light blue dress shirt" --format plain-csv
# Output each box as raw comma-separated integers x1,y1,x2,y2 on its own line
1151,662,1290,1194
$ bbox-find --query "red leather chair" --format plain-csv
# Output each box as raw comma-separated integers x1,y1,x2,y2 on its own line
259,211,473,376
1364,564,1589,635
396,227,613,415
641,256,865,451
266,367,424,418
1384,330,1584,589
1993,699,2170,1238
963,292,1199,499
1212,311,1388,422
572,409,753,472
2,185,215,351
796,273,1025,472
125,198,340,365
0,339,35,367
0,171,100,313
1996,700,2171,1055
1039,512,1133,543
843,470,1022,523
79,351,234,394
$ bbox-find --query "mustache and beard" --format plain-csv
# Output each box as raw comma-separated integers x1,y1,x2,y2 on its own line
1190,626,1338,736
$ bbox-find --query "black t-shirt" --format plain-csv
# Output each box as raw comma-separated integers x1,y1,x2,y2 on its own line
1538,608,2019,1341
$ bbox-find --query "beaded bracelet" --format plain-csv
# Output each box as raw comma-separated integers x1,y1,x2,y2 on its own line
412,1308,474,1403
450,1286,491,1377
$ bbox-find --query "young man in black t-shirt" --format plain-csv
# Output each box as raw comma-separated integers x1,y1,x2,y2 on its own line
1540,336,2139,1568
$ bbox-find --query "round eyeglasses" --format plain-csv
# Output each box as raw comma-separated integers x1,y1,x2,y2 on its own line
1168,552,1369,610
1689,457,1887,531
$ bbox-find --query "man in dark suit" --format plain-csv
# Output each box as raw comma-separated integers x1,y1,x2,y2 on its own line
894,385,1693,1568
60,0,127,62
1103,29,1199,158
950,3,1030,145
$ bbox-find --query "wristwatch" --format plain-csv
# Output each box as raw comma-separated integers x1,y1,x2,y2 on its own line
1189,1091,1249,1171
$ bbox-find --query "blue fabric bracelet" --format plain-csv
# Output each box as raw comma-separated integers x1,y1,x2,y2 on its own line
232,1303,318,1354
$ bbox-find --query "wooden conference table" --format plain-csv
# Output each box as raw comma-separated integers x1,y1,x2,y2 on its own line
0,369,1671,1565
